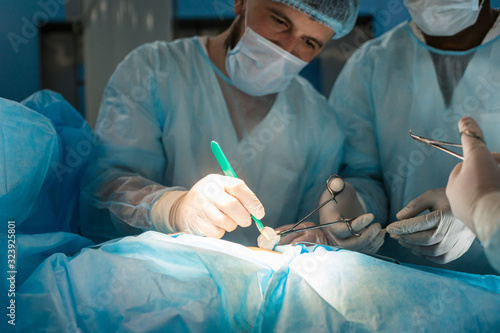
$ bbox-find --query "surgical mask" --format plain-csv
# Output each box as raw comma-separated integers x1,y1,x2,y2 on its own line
225,26,308,96
404,0,484,37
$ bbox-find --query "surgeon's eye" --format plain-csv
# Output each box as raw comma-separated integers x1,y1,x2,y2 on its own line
272,15,288,27
304,38,318,50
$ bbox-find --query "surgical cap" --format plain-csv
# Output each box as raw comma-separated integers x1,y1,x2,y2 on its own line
273,0,359,39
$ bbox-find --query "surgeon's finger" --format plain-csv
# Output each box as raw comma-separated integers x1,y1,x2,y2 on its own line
212,192,252,228
323,214,374,239
275,223,294,232
396,191,439,220
390,228,441,246
206,213,236,235
279,231,303,245
458,117,487,157
387,211,441,235
291,231,327,245
197,203,229,238
338,223,381,251
362,229,386,253
224,177,265,220
278,222,314,245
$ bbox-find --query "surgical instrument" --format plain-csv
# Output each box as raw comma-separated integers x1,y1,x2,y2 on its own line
211,141,271,241
276,175,361,238
409,130,465,160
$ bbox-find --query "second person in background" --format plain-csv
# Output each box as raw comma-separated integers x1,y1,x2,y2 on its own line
324,0,500,273
80,0,364,246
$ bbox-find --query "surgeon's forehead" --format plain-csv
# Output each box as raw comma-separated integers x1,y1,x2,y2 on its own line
262,0,316,20
257,0,334,32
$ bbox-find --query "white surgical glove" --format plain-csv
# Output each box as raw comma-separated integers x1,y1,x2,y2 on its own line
319,182,385,253
446,117,500,238
387,188,475,264
152,174,265,238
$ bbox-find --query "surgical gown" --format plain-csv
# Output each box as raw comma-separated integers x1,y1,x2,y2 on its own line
329,21,500,274
81,37,344,245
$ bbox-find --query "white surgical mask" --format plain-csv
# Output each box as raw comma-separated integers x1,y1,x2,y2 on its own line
225,26,308,96
404,0,484,37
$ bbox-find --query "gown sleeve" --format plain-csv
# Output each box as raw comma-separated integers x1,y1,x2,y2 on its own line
81,43,186,239
295,98,345,225
328,48,389,225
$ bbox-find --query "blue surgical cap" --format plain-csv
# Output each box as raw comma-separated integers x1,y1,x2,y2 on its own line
273,0,359,39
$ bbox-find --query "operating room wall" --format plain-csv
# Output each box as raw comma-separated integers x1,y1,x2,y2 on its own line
2,0,500,124
82,0,173,128
0,0,65,102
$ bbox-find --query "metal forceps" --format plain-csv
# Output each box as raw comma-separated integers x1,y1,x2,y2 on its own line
409,130,465,160
276,175,361,239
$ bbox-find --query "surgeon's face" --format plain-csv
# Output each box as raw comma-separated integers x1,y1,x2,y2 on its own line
231,0,335,62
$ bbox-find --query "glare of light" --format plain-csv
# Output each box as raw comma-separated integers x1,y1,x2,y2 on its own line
146,12,154,32
100,0,108,14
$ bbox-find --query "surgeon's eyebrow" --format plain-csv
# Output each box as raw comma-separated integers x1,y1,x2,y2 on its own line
268,8,325,48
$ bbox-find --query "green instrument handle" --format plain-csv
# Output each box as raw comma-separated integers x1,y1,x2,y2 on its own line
211,141,265,231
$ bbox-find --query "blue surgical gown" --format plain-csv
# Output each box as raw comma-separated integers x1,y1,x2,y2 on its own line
330,21,500,274
81,37,344,245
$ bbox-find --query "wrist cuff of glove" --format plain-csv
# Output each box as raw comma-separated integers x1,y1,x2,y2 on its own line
152,191,188,234
472,191,500,245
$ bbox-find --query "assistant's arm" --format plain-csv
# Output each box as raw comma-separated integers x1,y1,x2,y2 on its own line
328,51,388,225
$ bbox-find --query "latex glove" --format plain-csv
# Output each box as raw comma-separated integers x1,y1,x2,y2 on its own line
446,117,500,234
153,174,265,238
319,182,385,253
274,222,328,246
387,188,475,264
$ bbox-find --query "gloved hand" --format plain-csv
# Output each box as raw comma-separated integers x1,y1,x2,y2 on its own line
446,117,500,232
152,174,265,238
275,222,328,246
387,188,475,264
319,181,385,253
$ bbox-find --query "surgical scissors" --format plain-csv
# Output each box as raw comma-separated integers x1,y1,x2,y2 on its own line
276,175,361,238
409,130,465,160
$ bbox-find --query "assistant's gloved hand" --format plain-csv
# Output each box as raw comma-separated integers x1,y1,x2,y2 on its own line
446,117,500,234
152,174,265,238
387,188,475,264
319,182,385,253
274,222,328,246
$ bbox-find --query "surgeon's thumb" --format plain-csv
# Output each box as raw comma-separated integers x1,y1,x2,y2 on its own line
459,117,486,157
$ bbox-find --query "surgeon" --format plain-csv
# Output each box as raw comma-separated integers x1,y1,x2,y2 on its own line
80,0,361,246
325,0,500,273
446,117,500,273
